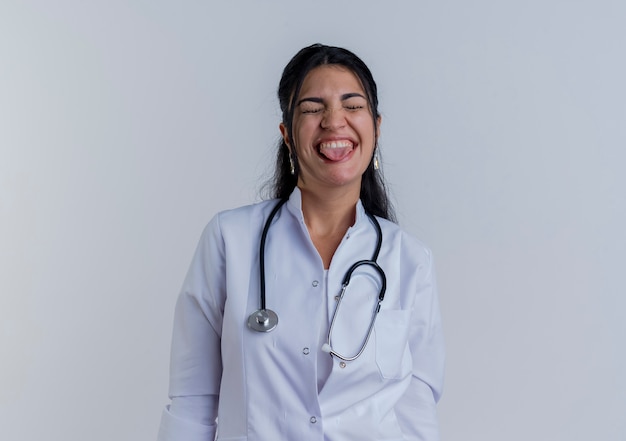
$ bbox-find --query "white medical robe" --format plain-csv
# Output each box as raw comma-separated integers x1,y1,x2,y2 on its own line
158,188,445,441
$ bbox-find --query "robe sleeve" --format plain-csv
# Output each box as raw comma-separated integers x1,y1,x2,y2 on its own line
395,246,445,441
157,215,227,441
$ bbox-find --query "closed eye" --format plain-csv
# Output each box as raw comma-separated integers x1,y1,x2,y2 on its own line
342,94,368,112
300,106,323,114
345,104,365,111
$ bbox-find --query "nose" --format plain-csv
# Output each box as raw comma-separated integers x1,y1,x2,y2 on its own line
320,107,346,130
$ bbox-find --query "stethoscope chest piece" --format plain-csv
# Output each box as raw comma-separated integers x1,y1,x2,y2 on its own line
247,309,278,332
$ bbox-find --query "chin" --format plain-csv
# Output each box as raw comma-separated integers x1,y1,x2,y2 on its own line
325,173,362,189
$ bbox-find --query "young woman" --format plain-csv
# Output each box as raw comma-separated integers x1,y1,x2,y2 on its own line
158,43,445,441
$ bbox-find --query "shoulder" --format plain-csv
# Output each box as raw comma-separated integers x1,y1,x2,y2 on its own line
376,216,434,273
217,199,278,221
198,199,282,243
205,199,278,229
190,199,281,263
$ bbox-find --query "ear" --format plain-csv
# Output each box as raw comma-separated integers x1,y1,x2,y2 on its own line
279,122,291,152
375,115,382,140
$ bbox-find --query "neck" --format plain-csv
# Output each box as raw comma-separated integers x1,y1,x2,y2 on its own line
297,185,360,269
300,187,359,231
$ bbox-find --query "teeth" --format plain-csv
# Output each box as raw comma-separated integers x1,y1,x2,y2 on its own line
320,140,353,149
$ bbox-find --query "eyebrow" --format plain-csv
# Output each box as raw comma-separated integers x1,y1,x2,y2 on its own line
296,93,366,106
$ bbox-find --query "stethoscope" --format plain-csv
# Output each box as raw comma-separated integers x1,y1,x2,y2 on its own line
247,199,387,361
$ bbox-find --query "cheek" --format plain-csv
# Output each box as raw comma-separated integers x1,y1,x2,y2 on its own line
292,119,318,147
353,115,376,136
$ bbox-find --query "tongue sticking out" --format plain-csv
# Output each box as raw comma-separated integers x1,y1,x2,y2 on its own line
319,142,353,161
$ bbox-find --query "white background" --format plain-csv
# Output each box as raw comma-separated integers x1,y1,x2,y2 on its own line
1,1,624,440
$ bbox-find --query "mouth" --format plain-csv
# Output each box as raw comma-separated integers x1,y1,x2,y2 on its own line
317,140,355,162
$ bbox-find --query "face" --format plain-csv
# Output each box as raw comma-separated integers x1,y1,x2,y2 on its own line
280,65,380,194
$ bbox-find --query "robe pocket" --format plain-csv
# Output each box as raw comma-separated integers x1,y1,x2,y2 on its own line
374,309,412,380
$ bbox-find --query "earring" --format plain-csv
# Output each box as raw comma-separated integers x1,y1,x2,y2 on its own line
373,153,380,171
289,153,295,175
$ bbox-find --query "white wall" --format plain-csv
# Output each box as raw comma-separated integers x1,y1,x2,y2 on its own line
1,1,624,440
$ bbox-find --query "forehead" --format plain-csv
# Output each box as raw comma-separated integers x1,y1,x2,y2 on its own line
298,65,365,97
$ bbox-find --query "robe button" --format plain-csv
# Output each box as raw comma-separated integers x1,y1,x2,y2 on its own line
312,280,319,287
310,416,317,424
302,347,310,355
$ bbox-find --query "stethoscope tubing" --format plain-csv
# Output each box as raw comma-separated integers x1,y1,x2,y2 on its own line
325,259,386,361
249,198,387,363
258,199,288,311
